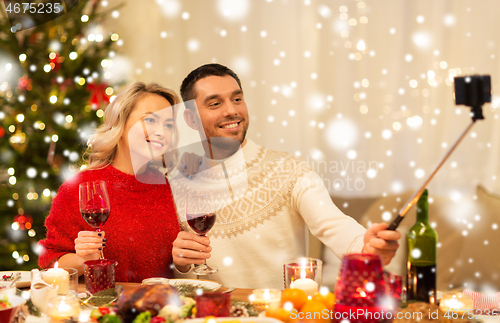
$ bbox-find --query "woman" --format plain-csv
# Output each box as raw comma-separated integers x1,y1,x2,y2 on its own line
38,82,181,282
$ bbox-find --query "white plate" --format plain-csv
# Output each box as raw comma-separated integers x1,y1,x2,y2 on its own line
0,271,31,288
169,278,222,291
188,318,283,323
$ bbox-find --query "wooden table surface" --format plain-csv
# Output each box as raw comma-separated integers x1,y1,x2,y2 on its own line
78,282,255,302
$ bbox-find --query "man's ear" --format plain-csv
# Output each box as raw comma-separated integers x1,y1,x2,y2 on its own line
184,109,199,131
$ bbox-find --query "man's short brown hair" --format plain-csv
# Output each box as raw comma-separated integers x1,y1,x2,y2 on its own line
180,63,243,105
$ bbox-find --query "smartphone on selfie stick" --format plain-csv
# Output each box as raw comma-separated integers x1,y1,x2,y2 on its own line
387,75,491,231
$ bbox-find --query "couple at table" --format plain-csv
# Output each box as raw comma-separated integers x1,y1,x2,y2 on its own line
38,63,400,289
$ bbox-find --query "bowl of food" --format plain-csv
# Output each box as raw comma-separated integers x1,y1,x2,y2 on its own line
0,294,26,323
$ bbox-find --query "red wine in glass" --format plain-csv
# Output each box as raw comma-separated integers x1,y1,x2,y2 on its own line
187,213,216,235
79,181,111,259
185,191,218,275
81,209,111,230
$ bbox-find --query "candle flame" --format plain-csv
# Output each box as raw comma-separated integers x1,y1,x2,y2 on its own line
300,269,307,279
264,289,270,300
58,301,71,312
54,261,59,269
356,287,367,297
443,295,462,309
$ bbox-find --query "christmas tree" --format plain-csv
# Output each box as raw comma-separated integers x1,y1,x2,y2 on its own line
0,0,121,270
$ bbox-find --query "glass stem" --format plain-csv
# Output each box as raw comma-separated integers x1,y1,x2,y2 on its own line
200,233,207,267
98,228,104,259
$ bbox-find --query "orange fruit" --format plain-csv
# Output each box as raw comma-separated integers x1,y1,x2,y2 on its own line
265,306,299,323
281,288,307,310
312,291,335,311
300,300,330,323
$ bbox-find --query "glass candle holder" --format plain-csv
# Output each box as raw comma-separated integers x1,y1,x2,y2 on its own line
384,272,402,301
439,293,473,314
284,257,322,297
64,268,78,295
334,254,387,323
41,267,78,295
195,292,231,317
84,259,116,295
250,289,281,313
46,295,80,323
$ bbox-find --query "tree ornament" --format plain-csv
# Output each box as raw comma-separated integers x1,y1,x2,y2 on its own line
18,76,33,91
0,127,4,138
49,53,62,72
9,129,29,153
13,213,33,230
87,82,110,109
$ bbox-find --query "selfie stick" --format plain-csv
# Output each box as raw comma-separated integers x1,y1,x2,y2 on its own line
388,75,491,230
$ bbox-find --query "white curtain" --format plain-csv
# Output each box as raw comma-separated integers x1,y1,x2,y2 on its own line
102,0,500,198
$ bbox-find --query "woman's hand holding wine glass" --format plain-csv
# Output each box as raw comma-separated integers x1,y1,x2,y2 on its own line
78,180,111,260
74,231,106,262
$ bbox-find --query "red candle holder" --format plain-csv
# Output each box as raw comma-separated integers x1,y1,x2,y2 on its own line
195,292,231,317
384,271,403,301
83,259,116,295
334,254,389,323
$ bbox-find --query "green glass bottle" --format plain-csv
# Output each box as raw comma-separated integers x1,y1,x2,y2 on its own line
406,189,438,303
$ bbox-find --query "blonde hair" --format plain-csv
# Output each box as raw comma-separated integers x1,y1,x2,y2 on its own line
83,82,180,173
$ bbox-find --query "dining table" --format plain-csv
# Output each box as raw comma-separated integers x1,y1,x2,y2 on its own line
78,282,255,301
23,282,500,323
24,282,257,323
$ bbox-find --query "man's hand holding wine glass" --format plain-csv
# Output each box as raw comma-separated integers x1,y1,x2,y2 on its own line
74,231,107,262
172,231,212,272
173,191,218,274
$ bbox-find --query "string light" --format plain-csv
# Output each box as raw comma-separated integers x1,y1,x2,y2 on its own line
105,87,113,95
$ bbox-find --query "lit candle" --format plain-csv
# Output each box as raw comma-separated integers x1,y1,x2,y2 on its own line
42,262,69,295
439,293,473,314
251,289,281,312
290,269,318,297
47,295,80,323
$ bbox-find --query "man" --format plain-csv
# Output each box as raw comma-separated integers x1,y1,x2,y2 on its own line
171,63,400,289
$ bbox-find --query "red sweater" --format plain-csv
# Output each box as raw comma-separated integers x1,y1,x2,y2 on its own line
38,165,180,282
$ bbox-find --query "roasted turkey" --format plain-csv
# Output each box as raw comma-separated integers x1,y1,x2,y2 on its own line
116,284,182,323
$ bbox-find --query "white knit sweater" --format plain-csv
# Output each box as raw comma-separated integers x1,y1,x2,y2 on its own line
171,139,365,289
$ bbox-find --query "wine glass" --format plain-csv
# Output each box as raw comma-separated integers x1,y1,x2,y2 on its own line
79,180,111,259
186,191,218,275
